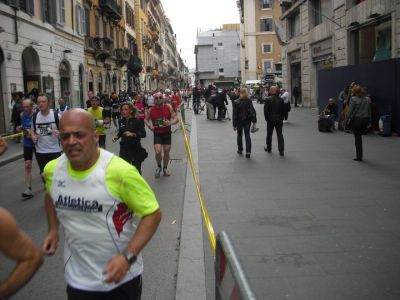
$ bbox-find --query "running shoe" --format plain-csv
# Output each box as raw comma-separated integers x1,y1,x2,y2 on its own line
22,188,33,198
163,167,171,176
154,167,162,178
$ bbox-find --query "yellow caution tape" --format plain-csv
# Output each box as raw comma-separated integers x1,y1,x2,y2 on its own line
1,133,23,139
178,115,216,254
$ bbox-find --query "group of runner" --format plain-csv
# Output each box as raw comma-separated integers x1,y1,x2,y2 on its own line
86,89,181,178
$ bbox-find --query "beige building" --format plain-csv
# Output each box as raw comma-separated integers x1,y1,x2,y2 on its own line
0,0,86,132
238,0,283,83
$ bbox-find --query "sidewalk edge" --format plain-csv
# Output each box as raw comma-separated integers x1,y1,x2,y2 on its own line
0,153,23,167
175,113,206,300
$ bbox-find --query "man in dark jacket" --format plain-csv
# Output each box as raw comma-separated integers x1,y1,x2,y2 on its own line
264,86,285,156
216,89,228,121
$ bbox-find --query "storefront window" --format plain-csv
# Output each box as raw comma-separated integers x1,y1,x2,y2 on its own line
351,19,392,65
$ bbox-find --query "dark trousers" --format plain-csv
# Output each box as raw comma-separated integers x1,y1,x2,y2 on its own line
67,275,142,300
36,152,61,174
120,146,142,174
217,105,226,120
352,117,368,160
284,111,288,121
237,122,251,153
266,120,284,153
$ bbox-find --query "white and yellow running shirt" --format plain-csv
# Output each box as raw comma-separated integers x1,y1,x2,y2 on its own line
43,149,159,291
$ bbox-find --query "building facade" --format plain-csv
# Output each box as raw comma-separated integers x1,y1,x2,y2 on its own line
238,0,283,83
195,24,241,87
83,0,128,100
0,0,86,131
279,0,399,107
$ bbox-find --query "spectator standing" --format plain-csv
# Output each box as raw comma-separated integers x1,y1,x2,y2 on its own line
264,86,285,156
293,86,300,107
345,84,371,161
280,88,290,122
232,88,257,158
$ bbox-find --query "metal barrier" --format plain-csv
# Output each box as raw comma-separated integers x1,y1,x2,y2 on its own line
215,231,256,300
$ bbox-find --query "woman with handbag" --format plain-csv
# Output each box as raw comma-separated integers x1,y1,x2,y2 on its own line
345,84,371,161
112,102,148,173
232,88,257,158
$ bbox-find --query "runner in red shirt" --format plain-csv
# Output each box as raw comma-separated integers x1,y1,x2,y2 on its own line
144,92,178,178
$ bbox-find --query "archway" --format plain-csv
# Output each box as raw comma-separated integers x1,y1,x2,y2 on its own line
79,64,84,108
88,70,94,94
106,72,111,95
98,72,103,95
21,47,41,96
59,60,71,106
112,73,117,93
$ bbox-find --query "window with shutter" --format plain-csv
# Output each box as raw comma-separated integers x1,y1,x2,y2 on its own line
77,5,82,34
57,0,65,24
85,7,90,36
81,6,86,35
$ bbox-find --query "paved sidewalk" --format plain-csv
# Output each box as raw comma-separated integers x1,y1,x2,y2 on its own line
196,104,400,299
0,137,23,166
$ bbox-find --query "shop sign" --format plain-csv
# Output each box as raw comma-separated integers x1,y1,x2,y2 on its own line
311,38,332,58
289,50,301,63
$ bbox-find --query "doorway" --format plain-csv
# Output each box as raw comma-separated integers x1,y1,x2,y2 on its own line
59,60,71,106
22,47,41,97
290,62,302,105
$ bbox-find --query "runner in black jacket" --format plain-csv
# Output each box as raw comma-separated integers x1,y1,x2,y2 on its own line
112,102,147,174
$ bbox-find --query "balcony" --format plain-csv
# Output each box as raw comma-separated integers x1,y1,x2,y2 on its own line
116,48,130,66
100,0,122,21
127,55,143,75
93,37,113,61
143,36,154,49
85,36,95,53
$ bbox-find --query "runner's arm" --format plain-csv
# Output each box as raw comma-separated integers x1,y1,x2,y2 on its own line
0,208,43,299
41,193,60,256
0,138,8,156
103,209,161,283
168,104,178,126
144,108,154,130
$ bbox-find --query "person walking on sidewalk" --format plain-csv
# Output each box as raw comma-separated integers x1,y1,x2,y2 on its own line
344,84,371,162
280,88,290,122
112,102,147,174
31,93,61,178
232,88,257,158
41,109,161,300
18,98,36,198
144,92,178,178
264,86,285,156
0,207,43,299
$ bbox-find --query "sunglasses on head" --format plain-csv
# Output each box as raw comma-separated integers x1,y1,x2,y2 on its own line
155,96,163,100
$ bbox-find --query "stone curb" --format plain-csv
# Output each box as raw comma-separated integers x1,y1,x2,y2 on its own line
175,113,206,300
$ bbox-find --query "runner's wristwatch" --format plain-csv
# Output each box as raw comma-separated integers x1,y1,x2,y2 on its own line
122,249,137,265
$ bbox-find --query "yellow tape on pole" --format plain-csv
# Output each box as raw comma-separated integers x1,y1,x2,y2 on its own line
2,133,23,139
178,114,216,254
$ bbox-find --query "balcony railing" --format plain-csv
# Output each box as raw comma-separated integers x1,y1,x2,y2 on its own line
100,0,122,20
116,48,130,66
93,37,112,61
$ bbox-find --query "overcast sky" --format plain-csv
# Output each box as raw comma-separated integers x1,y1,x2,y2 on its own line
161,0,240,70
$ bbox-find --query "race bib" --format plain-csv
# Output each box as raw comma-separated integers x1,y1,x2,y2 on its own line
36,124,53,136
